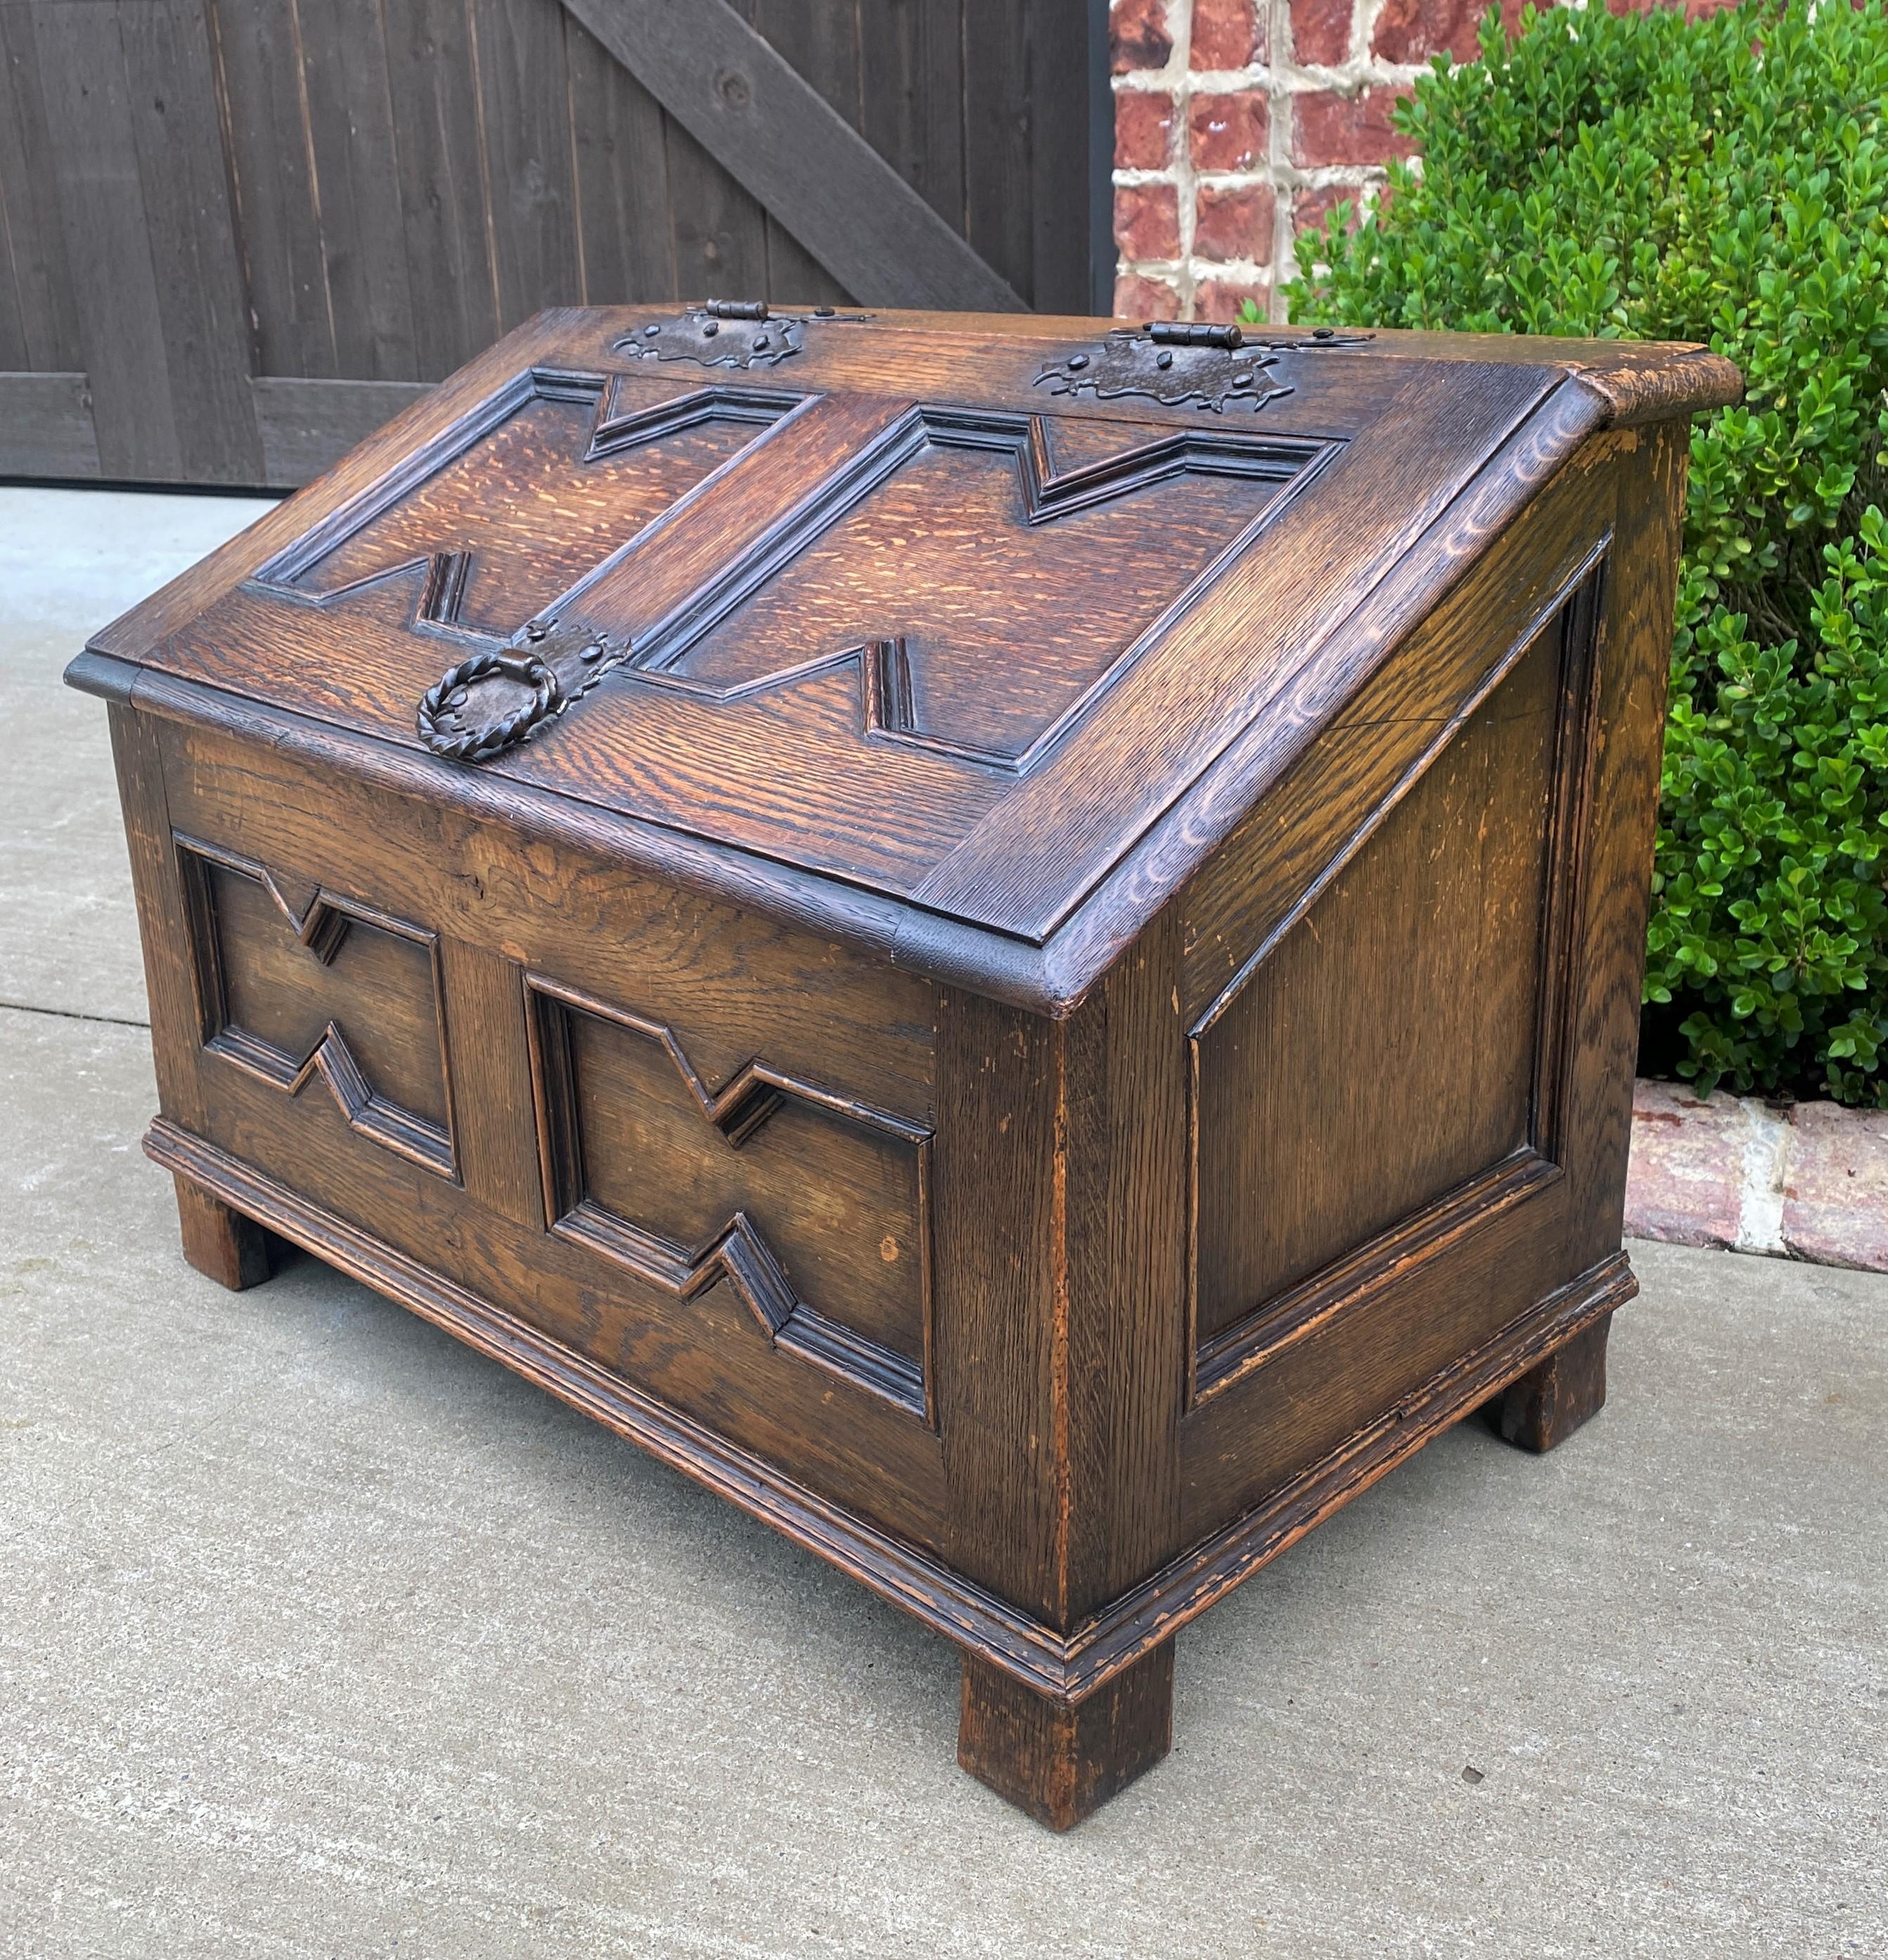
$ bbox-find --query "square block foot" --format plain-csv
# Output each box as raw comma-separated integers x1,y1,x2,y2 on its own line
957,1639,1174,1831
174,1174,277,1291
1486,1311,1611,1453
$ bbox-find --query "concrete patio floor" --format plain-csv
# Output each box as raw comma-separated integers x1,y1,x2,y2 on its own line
2,486,1883,1959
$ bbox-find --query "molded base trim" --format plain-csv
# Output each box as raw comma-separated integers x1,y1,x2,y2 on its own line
144,1116,1636,1704
1193,1145,1562,1402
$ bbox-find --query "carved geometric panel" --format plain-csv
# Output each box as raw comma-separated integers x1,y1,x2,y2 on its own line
200,358,1340,823
250,369,798,646
527,974,932,1421
176,836,454,1177
1190,616,1580,1387
615,409,1321,771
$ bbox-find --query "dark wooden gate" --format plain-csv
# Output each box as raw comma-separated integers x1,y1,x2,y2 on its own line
0,0,1110,488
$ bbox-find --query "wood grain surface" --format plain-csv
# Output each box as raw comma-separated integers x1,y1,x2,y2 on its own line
81,307,1732,984
1,1,1109,483
1192,626,1563,1345
77,309,1725,1826
1484,1312,1612,1453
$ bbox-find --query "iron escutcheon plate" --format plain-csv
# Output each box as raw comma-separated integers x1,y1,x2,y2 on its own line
1036,323,1373,415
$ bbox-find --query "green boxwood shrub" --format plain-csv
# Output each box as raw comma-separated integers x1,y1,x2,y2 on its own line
1274,0,1888,1105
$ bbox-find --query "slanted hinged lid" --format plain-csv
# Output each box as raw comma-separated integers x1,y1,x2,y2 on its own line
79,305,1740,1010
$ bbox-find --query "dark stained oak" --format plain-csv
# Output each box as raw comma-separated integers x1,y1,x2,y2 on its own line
1485,1313,1611,1453
1190,625,1564,1350
959,1637,1175,1832
69,309,1735,1826
1175,431,1620,1026
174,1175,274,1290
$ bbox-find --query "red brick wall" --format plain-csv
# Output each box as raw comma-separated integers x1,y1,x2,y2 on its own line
1110,0,1734,323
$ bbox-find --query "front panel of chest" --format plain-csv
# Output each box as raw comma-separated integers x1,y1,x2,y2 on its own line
139,717,946,1549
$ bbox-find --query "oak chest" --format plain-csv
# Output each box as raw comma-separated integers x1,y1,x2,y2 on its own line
69,305,1740,1827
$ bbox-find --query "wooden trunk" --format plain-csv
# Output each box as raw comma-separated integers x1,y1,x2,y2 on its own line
69,305,1740,1827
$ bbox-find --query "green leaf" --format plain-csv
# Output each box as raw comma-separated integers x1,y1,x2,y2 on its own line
1283,0,1888,1106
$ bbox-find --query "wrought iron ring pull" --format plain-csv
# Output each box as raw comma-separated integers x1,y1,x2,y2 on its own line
417,649,564,763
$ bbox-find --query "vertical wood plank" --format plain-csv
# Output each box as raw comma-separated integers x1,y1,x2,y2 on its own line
662,117,769,303
295,0,421,379
20,0,266,484
1559,426,1691,1273
1060,911,1188,1618
743,0,851,305
961,0,1032,306
0,169,28,370
0,4,87,373
117,0,264,483
381,0,502,379
206,0,337,381
30,1,185,479
1026,0,1093,314
935,987,1066,1627
0,22,32,367
859,0,967,240
437,939,545,1230
468,0,584,330
109,707,205,1134
564,8,676,303
936,930,1188,1631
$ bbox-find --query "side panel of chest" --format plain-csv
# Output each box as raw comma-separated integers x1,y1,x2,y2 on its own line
1171,429,1678,1545
124,711,946,1551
